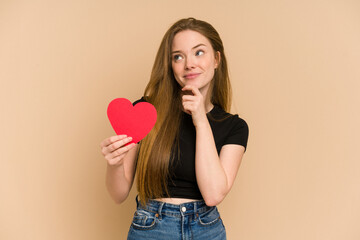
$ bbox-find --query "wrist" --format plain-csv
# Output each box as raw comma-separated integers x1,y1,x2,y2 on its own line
194,117,210,129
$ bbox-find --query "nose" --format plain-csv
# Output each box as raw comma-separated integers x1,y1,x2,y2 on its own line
185,56,195,70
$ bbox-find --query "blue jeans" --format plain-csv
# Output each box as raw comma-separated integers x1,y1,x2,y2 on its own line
127,196,226,240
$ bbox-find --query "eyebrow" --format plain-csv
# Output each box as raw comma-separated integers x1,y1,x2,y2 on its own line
171,43,206,54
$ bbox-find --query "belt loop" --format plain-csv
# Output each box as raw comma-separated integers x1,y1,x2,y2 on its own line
157,202,164,220
194,201,198,219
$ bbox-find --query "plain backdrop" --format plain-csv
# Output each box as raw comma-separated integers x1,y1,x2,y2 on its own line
1,0,360,239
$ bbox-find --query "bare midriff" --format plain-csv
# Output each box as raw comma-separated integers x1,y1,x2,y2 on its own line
154,198,199,205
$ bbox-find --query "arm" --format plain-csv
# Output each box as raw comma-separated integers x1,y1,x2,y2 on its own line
195,121,245,206
100,135,138,204
181,85,246,206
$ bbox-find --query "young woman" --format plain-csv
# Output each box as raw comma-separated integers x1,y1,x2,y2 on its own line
100,17,249,239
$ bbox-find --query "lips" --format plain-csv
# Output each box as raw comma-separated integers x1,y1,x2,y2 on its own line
184,73,200,79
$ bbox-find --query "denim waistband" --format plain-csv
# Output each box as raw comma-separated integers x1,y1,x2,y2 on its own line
136,195,212,218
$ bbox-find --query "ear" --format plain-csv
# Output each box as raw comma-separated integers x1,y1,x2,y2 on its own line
214,51,221,69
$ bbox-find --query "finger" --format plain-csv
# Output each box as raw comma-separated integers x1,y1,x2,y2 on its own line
111,136,133,151
100,134,127,148
182,90,193,96
101,136,132,155
107,143,136,166
182,95,196,102
108,142,136,159
107,151,128,166
182,102,193,114
182,85,201,96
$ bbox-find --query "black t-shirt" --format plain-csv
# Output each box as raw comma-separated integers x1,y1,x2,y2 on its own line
133,97,249,200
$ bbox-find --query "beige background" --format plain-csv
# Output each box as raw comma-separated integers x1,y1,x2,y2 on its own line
1,0,359,239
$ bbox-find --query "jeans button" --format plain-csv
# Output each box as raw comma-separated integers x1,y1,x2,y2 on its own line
181,206,186,212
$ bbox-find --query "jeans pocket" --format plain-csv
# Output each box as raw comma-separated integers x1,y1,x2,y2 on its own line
131,209,158,230
198,206,221,227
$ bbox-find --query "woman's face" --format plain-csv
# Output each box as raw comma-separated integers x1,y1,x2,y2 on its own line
171,30,219,95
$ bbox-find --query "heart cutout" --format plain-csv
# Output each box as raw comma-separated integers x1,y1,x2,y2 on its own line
107,98,157,144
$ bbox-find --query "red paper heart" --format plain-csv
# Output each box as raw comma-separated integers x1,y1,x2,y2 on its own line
107,98,157,144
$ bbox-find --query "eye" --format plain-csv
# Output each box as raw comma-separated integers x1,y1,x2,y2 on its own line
196,50,204,56
173,54,183,61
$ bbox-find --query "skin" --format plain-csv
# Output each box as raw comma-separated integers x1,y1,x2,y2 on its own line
100,135,137,204
100,30,245,206
171,30,219,118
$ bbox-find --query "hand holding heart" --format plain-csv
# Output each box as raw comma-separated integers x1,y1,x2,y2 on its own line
181,85,208,127
101,98,157,167
100,135,136,167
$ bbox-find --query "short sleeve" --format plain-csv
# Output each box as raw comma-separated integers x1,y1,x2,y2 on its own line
132,97,147,105
223,116,249,152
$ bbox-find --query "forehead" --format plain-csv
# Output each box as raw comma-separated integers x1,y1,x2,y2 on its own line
171,30,212,51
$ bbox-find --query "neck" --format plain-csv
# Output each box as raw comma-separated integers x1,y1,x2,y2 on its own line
199,84,213,113
204,97,214,113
